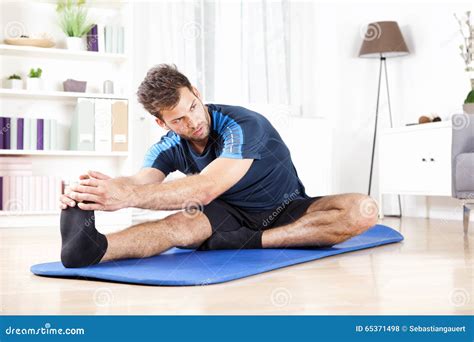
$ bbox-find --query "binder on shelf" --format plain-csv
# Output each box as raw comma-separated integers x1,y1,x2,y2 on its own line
0,117,4,149
118,26,124,54
94,99,112,152
50,119,57,150
29,118,37,151
23,118,31,151
43,119,51,150
111,25,117,54
70,98,95,151
97,24,105,53
4,117,11,149
36,118,44,150
17,118,24,150
9,118,17,150
111,100,128,152
87,24,99,52
105,25,112,53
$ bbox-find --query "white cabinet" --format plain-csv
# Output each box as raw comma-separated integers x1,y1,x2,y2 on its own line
378,121,452,216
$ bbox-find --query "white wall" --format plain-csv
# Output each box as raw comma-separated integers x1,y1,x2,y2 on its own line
310,1,473,220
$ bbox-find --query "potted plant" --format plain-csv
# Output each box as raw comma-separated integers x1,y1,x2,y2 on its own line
26,68,43,91
454,11,474,88
6,74,23,90
56,0,94,51
463,89,474,114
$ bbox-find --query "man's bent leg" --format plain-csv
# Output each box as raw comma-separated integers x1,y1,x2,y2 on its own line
261,193,379,248
60,206,212,268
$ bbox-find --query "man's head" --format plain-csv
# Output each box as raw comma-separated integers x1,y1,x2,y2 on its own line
137,64,210,143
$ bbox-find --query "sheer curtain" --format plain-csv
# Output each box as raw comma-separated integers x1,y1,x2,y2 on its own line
131,0,315,166
201,0,291,104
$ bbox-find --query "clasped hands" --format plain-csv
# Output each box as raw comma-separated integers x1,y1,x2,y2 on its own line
59,170,135,211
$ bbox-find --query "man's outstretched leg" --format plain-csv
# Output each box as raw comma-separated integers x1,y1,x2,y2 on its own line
60,206,212,268
262,193,379,248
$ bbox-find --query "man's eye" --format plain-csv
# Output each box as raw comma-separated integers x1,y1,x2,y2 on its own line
191,105,196,111
174,118,182,123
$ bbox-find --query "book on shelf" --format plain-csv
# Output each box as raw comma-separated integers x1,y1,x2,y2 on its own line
0,157,63,212
87,24,124,54
0,116,58,152
87,24,99,52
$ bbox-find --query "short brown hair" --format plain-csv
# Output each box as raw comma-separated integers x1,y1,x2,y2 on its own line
137,64,193,118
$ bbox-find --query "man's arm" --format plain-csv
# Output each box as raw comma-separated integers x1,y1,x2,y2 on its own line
130,158,253,210
75,158,253,211
118,167,166,185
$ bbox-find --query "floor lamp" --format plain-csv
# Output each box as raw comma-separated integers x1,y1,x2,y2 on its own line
359,21,409,217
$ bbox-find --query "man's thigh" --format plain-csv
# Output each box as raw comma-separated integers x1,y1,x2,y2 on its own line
304,193,375,213
197,199,263,250
266,196,324,229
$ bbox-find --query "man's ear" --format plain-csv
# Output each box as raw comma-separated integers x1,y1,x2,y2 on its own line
155,117,168,130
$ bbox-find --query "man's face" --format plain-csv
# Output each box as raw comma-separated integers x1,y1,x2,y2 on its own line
156,87,211,144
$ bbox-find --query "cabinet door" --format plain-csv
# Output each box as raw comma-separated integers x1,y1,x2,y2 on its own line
379,126,452,195
380,131,424,193
418,128,452,195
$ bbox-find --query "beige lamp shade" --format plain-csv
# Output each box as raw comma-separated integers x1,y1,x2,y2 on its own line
359,21,409,58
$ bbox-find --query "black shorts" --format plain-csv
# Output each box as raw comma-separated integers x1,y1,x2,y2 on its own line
198,196,323,251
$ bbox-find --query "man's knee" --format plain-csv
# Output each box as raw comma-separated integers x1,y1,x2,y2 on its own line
345,193,379,233
162,211,213,247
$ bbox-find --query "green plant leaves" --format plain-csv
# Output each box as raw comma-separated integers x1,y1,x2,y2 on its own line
56,0,93,37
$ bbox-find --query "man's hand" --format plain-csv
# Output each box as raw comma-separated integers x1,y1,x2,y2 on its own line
59,170,111,210
70,177,136,211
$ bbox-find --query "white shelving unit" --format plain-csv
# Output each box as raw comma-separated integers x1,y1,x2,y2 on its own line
0,149,128,157
0,210,59,216
0,1,135,228
0,88,128,100
0,44,127,62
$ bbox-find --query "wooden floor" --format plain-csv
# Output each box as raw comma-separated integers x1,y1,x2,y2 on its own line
1,217,472,315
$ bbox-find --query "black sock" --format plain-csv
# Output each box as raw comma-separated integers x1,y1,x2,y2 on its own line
60,205,108,268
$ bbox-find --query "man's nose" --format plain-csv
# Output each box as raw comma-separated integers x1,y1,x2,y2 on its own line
187,116,197,129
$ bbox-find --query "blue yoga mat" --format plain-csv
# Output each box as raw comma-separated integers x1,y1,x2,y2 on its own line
31,224,403,286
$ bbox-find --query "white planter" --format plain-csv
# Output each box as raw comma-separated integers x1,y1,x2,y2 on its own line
6,79,23,90
26,78,43,91
66,37,85,51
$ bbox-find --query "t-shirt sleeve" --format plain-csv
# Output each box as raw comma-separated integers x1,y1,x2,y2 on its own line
218,115,268,160
142,136,179,176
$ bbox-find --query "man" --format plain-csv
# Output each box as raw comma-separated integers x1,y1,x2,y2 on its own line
59,64,378,268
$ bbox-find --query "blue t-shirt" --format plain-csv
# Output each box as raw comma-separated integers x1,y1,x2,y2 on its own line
142,103,308,211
